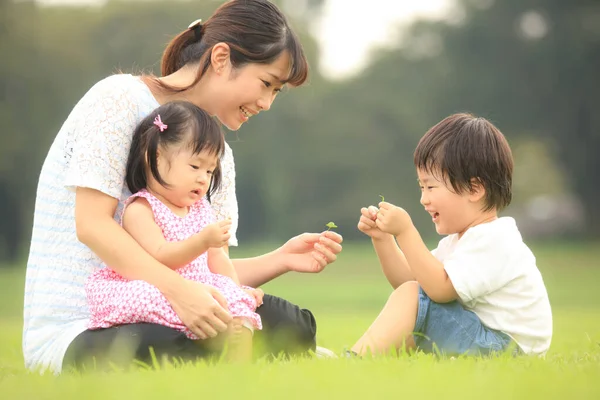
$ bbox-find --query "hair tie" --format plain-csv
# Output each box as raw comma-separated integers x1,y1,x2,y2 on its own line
153,115,168,132
188,18,203,42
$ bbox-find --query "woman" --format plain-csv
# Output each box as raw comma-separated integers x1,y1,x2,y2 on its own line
23,0,342,373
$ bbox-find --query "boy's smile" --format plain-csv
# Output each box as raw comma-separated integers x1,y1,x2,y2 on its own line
417,169,496,238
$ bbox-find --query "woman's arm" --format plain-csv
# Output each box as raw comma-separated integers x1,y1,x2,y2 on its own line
231,251,287,287
232,231,343,287
209,144,343,287
75,187,232,337
121,199,230,270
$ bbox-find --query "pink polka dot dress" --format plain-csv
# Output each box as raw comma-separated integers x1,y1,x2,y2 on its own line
85,190,262,339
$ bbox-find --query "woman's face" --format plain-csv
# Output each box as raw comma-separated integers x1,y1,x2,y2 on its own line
214,51,290,131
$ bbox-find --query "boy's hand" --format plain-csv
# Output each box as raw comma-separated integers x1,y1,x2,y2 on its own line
201,220,232,248
357,206,390,241
244,287,264,307
375,202,414,236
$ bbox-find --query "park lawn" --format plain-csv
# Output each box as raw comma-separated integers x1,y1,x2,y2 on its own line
0,241,599,399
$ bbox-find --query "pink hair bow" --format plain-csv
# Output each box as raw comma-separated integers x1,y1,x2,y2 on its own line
153,115,168,132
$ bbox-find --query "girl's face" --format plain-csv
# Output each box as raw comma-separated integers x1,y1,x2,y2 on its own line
213,52,290,131
417,168,493,238
148,143,219,211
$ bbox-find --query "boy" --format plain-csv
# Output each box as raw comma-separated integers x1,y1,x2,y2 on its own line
351,113,552,357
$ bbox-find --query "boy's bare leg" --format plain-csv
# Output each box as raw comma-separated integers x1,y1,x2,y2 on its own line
351,281,420,356
224,318,253,363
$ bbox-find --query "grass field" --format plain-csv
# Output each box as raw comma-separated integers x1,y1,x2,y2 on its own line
1,241,599,399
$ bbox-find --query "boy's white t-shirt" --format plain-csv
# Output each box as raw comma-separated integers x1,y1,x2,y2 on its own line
23,74,239,374
432,217,553,355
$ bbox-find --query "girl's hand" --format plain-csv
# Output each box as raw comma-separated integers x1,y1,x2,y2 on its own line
201,220,232,248
243,287,264,307
278,231,343,273
375,202,414,236
164,279,232,339
357,206,392,241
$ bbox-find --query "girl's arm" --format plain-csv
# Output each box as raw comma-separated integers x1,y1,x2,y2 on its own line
207,247,240,285
121,199,230,270
76,188,232,337
211,248,265,308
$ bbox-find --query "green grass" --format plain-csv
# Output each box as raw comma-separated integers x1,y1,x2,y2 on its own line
1,241,599,399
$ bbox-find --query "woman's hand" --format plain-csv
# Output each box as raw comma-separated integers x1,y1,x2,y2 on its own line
278,231,343,273
164,279,233,339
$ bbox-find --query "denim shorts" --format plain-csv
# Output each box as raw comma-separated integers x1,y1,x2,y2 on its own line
413,288,516,356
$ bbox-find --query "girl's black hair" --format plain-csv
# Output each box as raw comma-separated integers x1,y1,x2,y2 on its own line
126,101,225,201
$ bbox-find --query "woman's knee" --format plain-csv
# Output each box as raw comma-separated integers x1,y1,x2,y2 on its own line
255,295,316,354
258,295,316,338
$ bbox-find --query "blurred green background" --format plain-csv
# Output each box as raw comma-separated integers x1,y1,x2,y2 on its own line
1,0,599,263
1,242,599,397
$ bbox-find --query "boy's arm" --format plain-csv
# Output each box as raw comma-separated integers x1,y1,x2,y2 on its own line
358,205,414,288
395,226,458,303
371,236,415,289
122,199,211,270
207,247,240,285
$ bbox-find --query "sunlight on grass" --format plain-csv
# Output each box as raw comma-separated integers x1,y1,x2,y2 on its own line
1,241,599,398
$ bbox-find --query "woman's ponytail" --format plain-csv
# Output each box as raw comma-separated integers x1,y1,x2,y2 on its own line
156,0,309,89
161,27,199,76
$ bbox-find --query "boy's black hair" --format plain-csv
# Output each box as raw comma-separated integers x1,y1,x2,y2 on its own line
414,113,513,211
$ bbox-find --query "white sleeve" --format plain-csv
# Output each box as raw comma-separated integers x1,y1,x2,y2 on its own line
443,235,512,302
63,78,139,199
210,143,239,246
430,236,451,260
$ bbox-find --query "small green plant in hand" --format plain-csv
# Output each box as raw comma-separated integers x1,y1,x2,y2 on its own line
325,222,338,231
379,194,385,202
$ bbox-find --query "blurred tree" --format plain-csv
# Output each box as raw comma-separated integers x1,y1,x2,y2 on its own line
309,0,599,238
0,0,327,262
421,0,600,236
0,0,598,265
0,0,37,261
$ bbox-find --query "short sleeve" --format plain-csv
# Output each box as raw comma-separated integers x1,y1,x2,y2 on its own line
443,235,512,303
210,143,239,246
63,77,139,199
430,235,454,261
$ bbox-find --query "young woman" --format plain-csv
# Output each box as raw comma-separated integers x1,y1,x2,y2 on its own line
23,0,342,373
